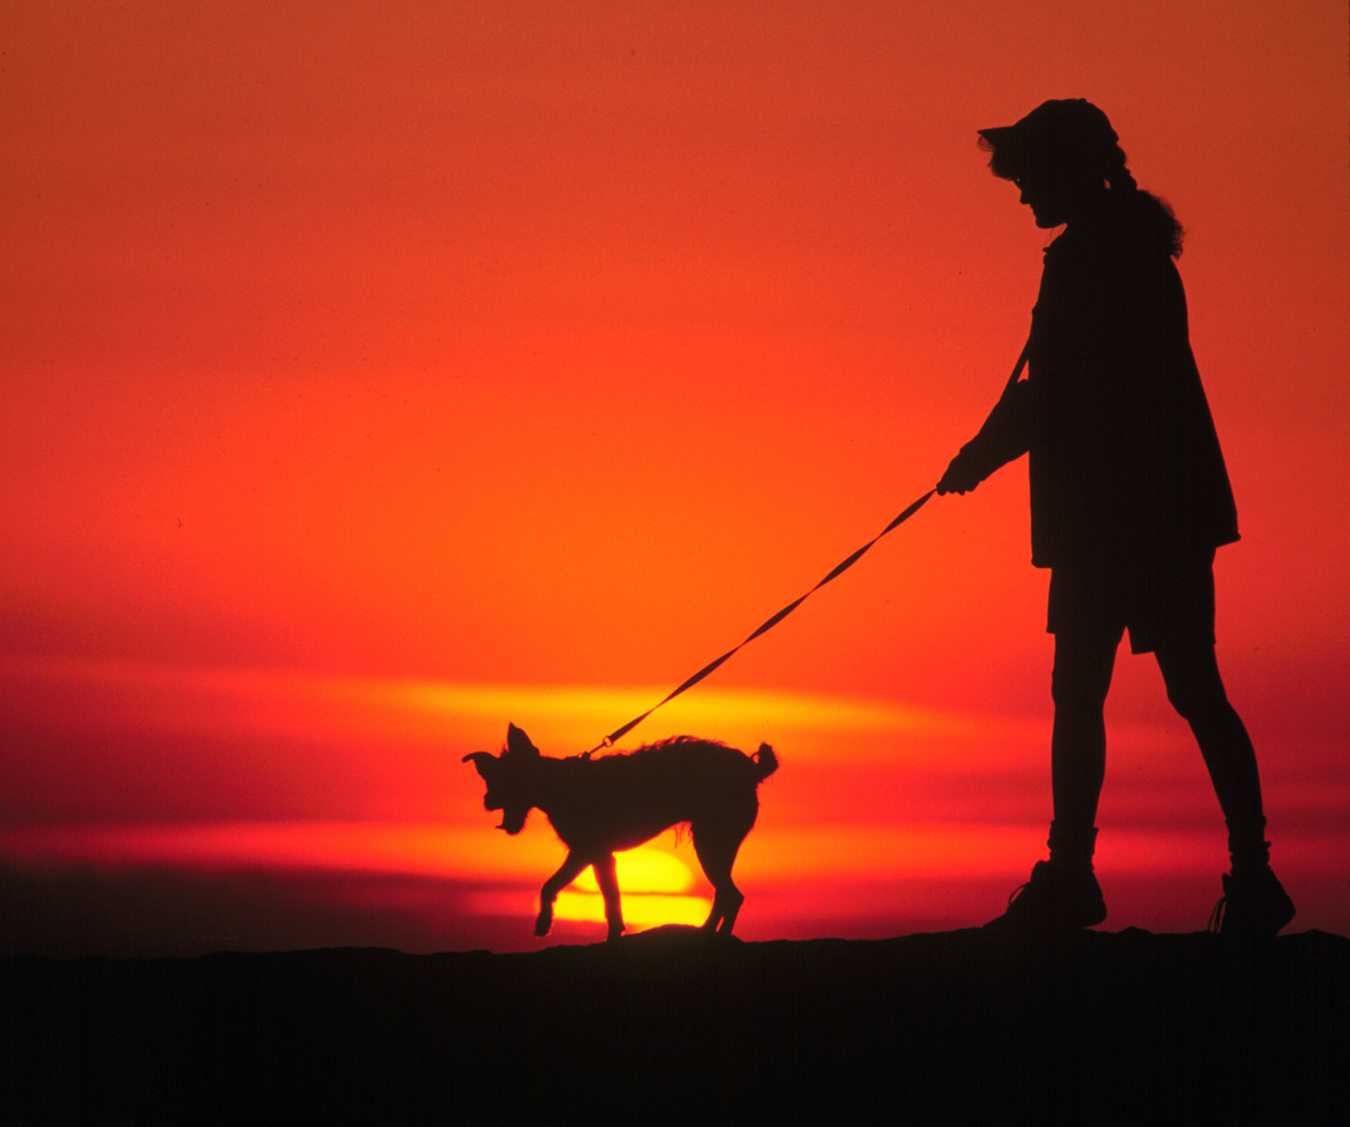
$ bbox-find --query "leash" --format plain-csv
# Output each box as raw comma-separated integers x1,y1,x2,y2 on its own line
583,338,1034,756
584,486,938,756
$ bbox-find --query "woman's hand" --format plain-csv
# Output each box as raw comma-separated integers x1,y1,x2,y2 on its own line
937,449,983,495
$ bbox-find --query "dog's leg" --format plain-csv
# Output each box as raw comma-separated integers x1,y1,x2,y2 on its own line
692,825,746,935
536,852,587,937
593,852,625,942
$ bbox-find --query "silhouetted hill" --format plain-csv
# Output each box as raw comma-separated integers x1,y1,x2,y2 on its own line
3,927,1345,1125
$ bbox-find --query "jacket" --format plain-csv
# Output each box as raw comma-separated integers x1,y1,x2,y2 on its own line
956,207,1239,569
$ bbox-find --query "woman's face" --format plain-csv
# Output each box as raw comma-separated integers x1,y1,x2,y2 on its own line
1013,163,1103,229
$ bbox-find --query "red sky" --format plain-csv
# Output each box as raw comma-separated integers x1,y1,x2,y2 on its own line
2,0,1346,953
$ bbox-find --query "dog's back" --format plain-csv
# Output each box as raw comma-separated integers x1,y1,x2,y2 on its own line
543,737,776,854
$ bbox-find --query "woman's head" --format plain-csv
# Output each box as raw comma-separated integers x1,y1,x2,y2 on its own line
978,99,1127,188
978,99,1182,255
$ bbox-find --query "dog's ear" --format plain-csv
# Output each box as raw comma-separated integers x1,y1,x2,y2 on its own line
505,724,540,759
461,751,498,779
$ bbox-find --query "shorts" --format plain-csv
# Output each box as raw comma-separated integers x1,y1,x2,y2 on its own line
1047,552,1217,655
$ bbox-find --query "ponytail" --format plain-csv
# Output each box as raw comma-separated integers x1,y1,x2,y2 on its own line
1104,146,1137,192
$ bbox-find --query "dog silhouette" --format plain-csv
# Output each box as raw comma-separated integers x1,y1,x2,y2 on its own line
464,724,777,941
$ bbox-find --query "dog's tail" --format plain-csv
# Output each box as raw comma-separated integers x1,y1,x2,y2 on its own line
752,743,778,782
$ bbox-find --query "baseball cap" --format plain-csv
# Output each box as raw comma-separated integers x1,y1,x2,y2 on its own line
978,99,1118,178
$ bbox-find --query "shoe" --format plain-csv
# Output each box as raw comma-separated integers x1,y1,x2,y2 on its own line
1208,866,1295,938
984,860,1108,933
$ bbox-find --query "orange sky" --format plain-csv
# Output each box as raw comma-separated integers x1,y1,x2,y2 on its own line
2,1,1347,953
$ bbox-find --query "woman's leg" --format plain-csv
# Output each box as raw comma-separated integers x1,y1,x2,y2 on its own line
1154,639,1294,934
985,624,1117,931
1153,639,1265,857
1050,624,1121,845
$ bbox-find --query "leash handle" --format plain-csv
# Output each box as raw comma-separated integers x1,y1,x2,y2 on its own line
586,487,937,755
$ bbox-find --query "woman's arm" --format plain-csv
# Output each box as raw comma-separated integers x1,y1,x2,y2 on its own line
937,377,1034,494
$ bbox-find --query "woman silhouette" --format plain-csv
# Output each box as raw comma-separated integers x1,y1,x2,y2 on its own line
937,100,1294,936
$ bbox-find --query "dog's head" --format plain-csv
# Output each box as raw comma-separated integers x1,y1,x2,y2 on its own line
462,723,541,835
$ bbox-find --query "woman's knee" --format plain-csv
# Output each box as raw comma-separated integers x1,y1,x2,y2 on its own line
1158,644,1228,721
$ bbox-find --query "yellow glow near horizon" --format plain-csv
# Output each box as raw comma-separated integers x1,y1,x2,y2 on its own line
393,680,980,739
568,845,696,894
1,654,1023,768
554,891,712,928
463,889,714,929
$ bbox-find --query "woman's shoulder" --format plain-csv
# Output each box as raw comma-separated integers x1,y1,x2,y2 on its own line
1048,192,1180,260
1044,218,1176,285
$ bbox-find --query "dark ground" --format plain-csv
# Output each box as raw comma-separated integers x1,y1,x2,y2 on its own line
2,926,1345,1125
